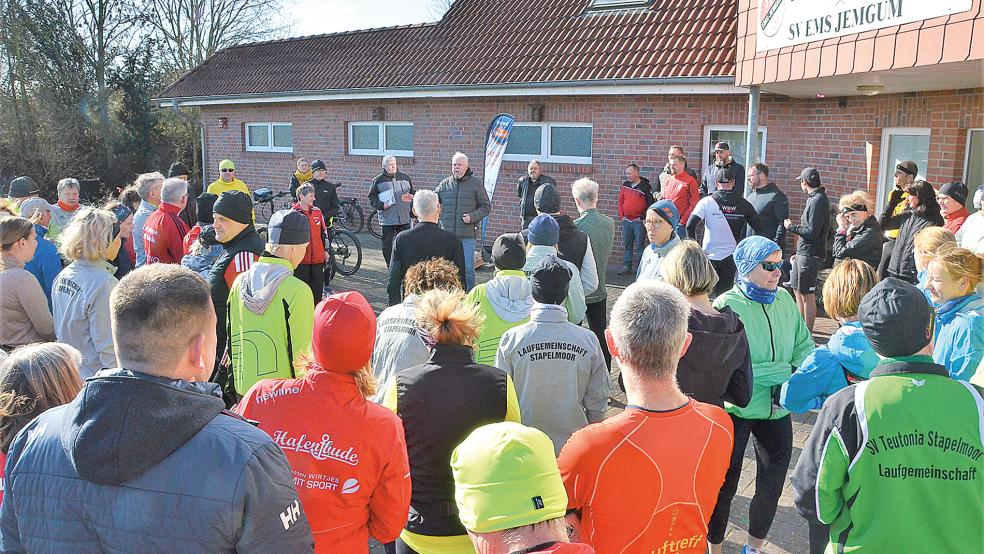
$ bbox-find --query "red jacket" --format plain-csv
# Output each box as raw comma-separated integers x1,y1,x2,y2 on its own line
183,224,203,255
234,368,411,553
292,202,328,265
617,178,653,221
143,203,190,264
662,172,701,224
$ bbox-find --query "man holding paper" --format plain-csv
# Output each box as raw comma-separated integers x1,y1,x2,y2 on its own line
369,155,415,266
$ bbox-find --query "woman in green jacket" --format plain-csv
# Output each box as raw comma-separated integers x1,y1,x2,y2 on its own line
708,235,815,554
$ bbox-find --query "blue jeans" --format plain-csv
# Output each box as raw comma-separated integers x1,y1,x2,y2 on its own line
621,219,646,267
461,237,475,290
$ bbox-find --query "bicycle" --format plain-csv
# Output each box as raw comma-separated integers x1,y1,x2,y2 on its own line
368,209,383,239
337,196,365,233
327,226,362,278
252,188,292,224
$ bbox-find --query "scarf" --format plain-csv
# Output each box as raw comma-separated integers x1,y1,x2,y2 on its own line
57,200,79,212
293,169,313,185
935,294,975,326
737,277,778,305
651,234,681,257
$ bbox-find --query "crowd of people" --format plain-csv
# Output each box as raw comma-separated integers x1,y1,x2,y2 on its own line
0,145,982,554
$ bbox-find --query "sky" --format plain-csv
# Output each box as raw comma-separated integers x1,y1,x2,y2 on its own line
283,0,441,37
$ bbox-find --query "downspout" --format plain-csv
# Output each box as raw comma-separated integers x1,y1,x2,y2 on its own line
170,99,207,189
744,86,760,198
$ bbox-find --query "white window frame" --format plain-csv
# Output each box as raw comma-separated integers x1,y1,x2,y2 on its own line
245,122,293,153
702,125,768,169
964,128,984,184
502,123,593,165
877,127,931,212
347,122,414,157
588,0,651,9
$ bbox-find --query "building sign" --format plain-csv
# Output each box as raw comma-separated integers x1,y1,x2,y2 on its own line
757,0,972,52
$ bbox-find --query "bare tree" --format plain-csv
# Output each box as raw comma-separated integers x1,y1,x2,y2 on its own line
428,0,454,19
144,0,289,73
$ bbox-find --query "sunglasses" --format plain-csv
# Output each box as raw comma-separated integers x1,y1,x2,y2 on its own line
220,168,235,172
760,261,783,272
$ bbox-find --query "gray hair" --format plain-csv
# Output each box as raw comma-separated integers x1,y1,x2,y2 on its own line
296,183,315,198
135,172,164,201
452,151,468,164
413,189,440,218
381,155,397,169
56,178,80,194
571,178,599,206
160,178,189,204
528,158,541,168
609,281,690,380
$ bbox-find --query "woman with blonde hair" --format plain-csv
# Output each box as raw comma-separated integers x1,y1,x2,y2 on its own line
51,207,122,378
1,216,55,349
833,190,883,269
926,247,984,382
913,226,957,304
235,291,410,553
382,288,520,554
0,342,84,504
662,241,752,409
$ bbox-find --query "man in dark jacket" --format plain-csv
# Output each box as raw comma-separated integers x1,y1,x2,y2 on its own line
434,152,491,290
368,155,415,266
517,159,556,229
207,191,265,376
877,160,918,277
785,167,831,332
701,142,746,197
833,196,884,270
0,264,315,552
169,161,200,229
387,190,466,305
746,162,789,249
308,159,340,224
522,184,599,297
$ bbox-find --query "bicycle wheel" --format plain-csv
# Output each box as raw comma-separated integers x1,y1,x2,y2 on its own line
330,229,362,276
255,201,272,225
368,210,383,239
338,200,364,233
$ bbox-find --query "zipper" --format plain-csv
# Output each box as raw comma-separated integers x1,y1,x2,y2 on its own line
761,303,776,362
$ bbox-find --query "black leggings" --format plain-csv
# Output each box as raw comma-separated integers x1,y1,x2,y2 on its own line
294,263,326,305
382,224,410,267
707,414,793,544
711,256,737,298
394,538,420,554
585,300,611,370
877,239,894,279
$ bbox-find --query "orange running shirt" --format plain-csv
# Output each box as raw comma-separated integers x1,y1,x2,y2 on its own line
558,400,733,554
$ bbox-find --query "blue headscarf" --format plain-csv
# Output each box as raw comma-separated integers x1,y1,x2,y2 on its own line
734,236,782,304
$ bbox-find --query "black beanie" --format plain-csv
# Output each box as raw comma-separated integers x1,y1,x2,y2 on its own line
212,191,253,225
268,209,310,245
530,254,571,305
196,192,218,225
859,278,932,358
168,162,190,178
492,233,526,270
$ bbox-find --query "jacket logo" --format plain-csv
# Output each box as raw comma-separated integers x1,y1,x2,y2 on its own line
280,499,301,530
911,379,926,387
341,478,360,494
272,431,360,465
532,496,544,510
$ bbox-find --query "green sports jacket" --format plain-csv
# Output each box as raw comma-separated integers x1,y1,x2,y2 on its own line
791,357,984,552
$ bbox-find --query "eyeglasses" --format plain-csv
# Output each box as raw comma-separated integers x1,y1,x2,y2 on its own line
220,168,235,172
760,261,783,272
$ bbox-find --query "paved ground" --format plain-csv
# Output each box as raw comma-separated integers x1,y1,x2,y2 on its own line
335,231,836,553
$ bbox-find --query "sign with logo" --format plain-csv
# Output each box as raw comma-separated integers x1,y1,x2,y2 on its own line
756,0,972,52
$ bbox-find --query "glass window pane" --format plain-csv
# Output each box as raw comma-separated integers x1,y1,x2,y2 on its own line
272,125,292,148
352,124,380,150
880,133,930,208
506,126,543,156
247,125,269,147
385,125,413,152
708,129,764,168
550,126,592,158
966,130,984,213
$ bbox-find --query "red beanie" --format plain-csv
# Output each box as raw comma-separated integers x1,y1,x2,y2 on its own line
312,291,377,374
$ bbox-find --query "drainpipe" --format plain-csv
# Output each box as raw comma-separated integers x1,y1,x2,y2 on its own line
744,86,760,198
170,99,207,188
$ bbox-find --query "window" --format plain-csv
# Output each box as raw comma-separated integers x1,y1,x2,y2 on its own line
245,123,292,153
588,0,651,9
348,122,414,156
504,123,593,164
965,129,984,212
877,128,930,212
703,125,767,170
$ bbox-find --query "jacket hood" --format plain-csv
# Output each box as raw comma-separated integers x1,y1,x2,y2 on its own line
486,271,533,323
686,307,748,369
61,369,225,485
827,322,879,378
240,255,293,315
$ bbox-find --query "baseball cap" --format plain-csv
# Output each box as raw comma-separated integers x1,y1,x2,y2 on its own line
797,167,822,187
8,176,40,199
267,209,310,245
527,214,560,246
858,278,932,358
312,291,377,374
648,200,680,230
714,142,730,151
218,159,235,171
895,161,918,177
492,233,526,270
17,197,52,220
530,254,571,305
212,191,253,225
533,184,562,214
451,422,568,533
938,181,969,206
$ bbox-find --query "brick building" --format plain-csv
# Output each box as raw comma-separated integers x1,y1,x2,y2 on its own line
156,0,984,261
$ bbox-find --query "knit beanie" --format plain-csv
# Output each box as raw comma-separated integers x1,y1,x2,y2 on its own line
311,159,327,172
530,255,571,305
168,162,190,178
267,209,310,245
733,235,781,278
859,278,932,358
533,184,562,214
492,233,526,270
938,181,969,206
212,191,253,224
312,291,377,374
17,197,52,220
196,192,218,225
451,422,568,533
648,200,680,230
8,176,40,199
527,214,559,246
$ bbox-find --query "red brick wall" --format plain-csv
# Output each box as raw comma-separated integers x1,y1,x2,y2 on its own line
199,88,983,263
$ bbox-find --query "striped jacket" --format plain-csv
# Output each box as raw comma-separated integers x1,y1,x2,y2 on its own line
208,226,264,370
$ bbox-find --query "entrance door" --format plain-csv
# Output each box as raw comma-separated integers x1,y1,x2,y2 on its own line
878,128,930,211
